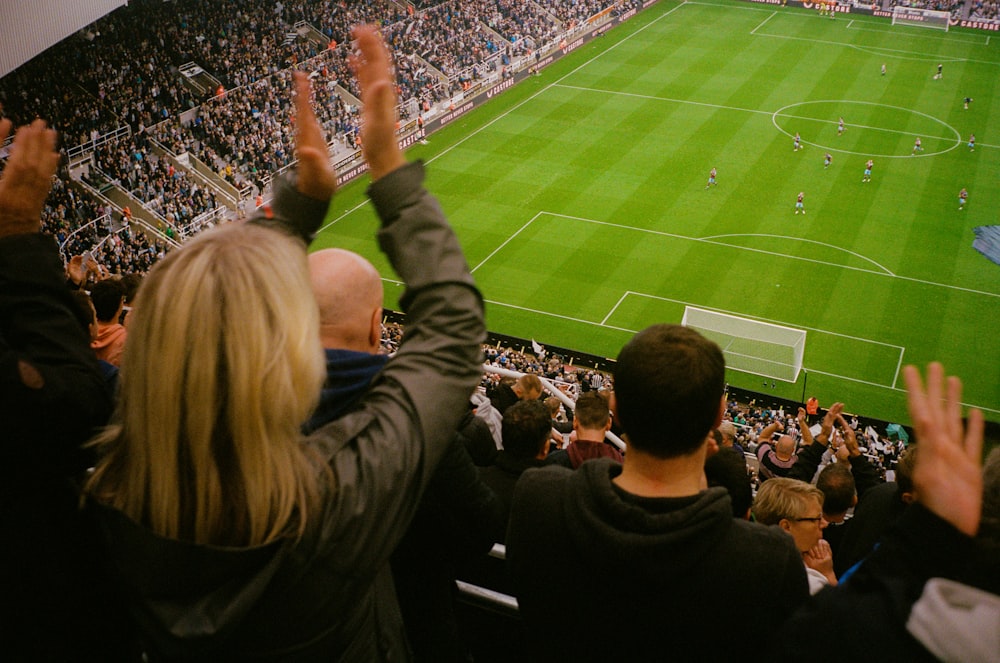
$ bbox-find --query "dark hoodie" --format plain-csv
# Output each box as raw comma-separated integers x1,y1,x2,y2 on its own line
508,458,809,662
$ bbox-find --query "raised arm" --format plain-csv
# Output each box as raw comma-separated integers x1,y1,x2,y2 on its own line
309,25,485,569
0,119,112,456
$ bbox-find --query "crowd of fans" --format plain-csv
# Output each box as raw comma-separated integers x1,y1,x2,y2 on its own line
2,19,996,663
0,0,623,279
970,0,1000,19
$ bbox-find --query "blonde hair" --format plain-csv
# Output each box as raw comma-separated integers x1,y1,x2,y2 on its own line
753,478,825,526
86,224,326,547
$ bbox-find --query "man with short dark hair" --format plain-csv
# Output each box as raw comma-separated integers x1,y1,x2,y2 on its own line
508,324,808,660
88,278,127,366
545,391,622,469
479,399,551,530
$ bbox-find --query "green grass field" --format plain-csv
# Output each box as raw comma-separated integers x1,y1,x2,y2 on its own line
315,0,1000,424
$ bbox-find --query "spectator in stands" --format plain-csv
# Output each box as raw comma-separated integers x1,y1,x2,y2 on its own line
488,372,543,413
756,419,800,480
305,245,500,662
718,419,746,456
302,248,386,432
480,399,553,530
753,477,838,594
89,277,128,367
836,446,918,577
69,290,120,393
773,363,991,661
545,391,623,469
787,404,882,556
84,26,486,660
705,445,754,519
545,395,574,436
0,119,134,659
507,324,808,660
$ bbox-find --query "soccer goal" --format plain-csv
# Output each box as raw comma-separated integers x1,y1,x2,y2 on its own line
681,307,806,383
891,6,950,31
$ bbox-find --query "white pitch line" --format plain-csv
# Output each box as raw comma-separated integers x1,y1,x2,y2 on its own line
484,297,1000,415
470,213,541,273
485,298,636,333
624,291,904,349
320,0,687,233
553,84,962,146
892,347,905,389
602,291,631,325
844,21,990,46
699,233,894,276
750,11,777,35
540,211,1000,301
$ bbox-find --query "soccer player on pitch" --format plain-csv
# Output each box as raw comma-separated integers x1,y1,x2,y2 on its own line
795,192,805,214
824,153,832,169
912,137,922,155
959,188,968,210
863,159,873,183
706,167,717,189
793,133,802,151
837,118,845,136
968,133,975,151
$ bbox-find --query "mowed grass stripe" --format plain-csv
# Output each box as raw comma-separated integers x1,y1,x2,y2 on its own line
318,0,999,419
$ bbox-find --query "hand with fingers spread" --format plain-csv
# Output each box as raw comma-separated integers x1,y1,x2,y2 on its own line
349,25,406,181
904,363,984,537
0,119,60,238
292,71,337,201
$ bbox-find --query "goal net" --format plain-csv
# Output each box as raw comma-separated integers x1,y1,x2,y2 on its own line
681,307,806,383
891,6,950,31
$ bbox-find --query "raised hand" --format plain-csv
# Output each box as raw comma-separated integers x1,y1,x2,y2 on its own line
803,539,837,585
904,363,984,537
0,119,59,237
292,71,337,201
349,25,405,181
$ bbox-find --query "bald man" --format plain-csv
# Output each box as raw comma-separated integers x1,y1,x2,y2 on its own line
303,248,387,432
756,420,799,482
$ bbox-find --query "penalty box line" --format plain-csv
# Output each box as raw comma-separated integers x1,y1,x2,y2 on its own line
606,291,904,390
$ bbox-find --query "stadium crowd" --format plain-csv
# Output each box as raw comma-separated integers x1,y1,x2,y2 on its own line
2,20,997,662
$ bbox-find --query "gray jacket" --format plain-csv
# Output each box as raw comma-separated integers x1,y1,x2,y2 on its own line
94,162,486,661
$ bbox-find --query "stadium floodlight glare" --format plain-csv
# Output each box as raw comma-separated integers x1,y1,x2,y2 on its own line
681,307,806,383
891,6,951,31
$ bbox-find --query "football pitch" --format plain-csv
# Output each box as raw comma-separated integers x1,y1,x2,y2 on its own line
315,0,1000,424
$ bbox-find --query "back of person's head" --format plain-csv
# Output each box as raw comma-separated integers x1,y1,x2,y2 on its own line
516,373,543,400
119,273,143,305
90,278,125,323
816,463,856,516
895,446,917,498
502,399,551,460
68,289,98,341
753,477,825,526
613,324,725,458
574,391,610,430
308,248,383,352
718,420,736,446
775,434,797,458
86,223,325,547
543,396,561,418
978,447,1000,546
705,449,752,519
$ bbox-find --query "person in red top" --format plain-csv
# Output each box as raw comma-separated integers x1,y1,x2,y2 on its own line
806,396,819,425
795,191,805,214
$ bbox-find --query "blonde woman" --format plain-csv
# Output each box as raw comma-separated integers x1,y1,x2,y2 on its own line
753,478,837,594
86,26,485,660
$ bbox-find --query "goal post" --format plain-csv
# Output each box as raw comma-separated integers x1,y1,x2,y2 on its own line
681,307,806,383
891,6,950,31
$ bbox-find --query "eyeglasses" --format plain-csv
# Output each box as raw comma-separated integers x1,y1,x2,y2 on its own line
791,516,825,524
